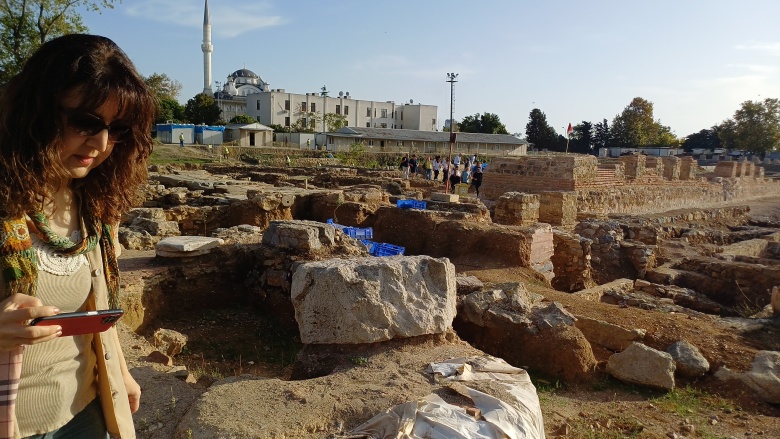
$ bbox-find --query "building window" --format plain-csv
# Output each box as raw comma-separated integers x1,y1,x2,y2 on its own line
366,107,371,117
285,117,290,126
302,118,307,127
397,141,403,146
374,108,377,117
380,140,385,147
285,100,290,110
301,102,307,112
380,123,387,128
256,101,260,110
368,140,374,146
366,122,370,127
311,103,316,112
432,118,436,126
400,111,403,120
381,109,388,118
257,116,261,122
336,105,341,115
345,105,349,115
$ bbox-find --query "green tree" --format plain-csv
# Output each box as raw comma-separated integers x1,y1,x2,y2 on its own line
593,118,611,149
569,121,594,154
459,113,509,134
145,73,182,101
184,93,221,125
229,114,256,124
719,98,780,154
268,124,291,133
0,0,118,84
610,97,677,147
157,97,185,124
525,108,558,150
323,112,348,132
682,127,721,152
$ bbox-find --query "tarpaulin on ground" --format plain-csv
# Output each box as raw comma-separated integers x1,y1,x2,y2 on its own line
336,356,545,439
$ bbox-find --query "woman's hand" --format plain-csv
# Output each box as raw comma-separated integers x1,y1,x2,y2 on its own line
122,371,141,413
0,294,61,351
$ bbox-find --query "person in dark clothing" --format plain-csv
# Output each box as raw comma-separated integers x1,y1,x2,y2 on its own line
409,155,418,178
399,154,409,179
448,168,461,194
471,162,483,197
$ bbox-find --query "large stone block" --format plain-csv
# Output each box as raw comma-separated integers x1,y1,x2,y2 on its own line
607,342,676,390
291,255,456,344
261,220,335,252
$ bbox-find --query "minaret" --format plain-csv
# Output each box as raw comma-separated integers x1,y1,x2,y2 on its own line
201,0,213,95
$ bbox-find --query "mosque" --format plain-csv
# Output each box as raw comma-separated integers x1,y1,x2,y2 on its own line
199,0,438,131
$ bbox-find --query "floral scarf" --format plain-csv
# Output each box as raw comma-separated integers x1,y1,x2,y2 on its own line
0,210,119,438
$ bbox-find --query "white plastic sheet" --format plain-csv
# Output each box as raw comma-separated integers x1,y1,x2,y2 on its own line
338,356,545,439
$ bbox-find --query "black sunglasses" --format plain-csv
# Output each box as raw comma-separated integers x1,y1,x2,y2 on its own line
61,108,131,142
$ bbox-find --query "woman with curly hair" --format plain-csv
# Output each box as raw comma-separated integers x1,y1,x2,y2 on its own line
0,34,155,438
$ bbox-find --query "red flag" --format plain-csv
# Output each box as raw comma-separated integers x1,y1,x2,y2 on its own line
566,123,573,138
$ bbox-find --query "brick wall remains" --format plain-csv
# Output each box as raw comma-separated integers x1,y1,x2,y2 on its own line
619,155,646,180
551,230,596,292
481,155,597,200
494,192,540,226
370,207,554,279
539,191,578,227
661,156,680,181
714,161,738,178
679,157,696,180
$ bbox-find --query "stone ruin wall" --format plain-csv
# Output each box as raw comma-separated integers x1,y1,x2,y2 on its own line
481,155,597,200
483,155,780,218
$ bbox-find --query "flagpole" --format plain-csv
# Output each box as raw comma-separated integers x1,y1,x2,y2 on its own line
565,137,570,154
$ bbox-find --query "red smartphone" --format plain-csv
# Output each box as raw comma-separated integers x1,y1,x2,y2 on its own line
30,309,124,337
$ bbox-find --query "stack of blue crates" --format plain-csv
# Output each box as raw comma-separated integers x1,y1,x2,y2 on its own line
326,219,404,257
396,199,427,210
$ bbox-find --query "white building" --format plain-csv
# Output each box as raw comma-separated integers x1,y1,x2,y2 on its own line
245,90,438,131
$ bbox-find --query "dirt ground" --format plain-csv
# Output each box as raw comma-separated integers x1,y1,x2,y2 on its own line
118,170,780,438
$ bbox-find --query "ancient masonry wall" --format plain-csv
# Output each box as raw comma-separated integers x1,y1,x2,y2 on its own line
494,192,540,226
484,155,780,219
551,230,596,292
481,156,597,200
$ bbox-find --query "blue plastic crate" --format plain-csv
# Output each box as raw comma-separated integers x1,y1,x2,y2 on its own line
371,242,405,257
326,218,347,230
396,199,427,210
343,227,374,240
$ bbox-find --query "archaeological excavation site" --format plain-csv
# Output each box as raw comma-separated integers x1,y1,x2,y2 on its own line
119,150,780,439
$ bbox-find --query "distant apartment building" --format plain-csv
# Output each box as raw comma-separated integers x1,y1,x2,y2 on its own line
244,90,438,132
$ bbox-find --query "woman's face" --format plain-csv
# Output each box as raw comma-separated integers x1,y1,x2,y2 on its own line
58,91,125,180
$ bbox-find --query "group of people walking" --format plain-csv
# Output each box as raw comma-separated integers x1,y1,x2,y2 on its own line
399,153,484,196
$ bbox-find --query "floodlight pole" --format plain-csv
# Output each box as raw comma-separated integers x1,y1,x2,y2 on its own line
446,72,458,193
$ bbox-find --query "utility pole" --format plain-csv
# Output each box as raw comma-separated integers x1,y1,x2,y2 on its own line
446,73,458,193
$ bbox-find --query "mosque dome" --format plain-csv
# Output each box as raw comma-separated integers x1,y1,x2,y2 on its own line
230,69,259,79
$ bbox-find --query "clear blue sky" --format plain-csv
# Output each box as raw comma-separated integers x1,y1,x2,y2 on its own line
79,0,780,138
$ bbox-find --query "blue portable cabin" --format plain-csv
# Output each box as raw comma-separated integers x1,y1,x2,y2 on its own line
156,124,195,144
195,125,225,145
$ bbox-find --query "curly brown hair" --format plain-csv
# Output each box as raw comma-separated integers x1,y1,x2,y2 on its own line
0,34,156,224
